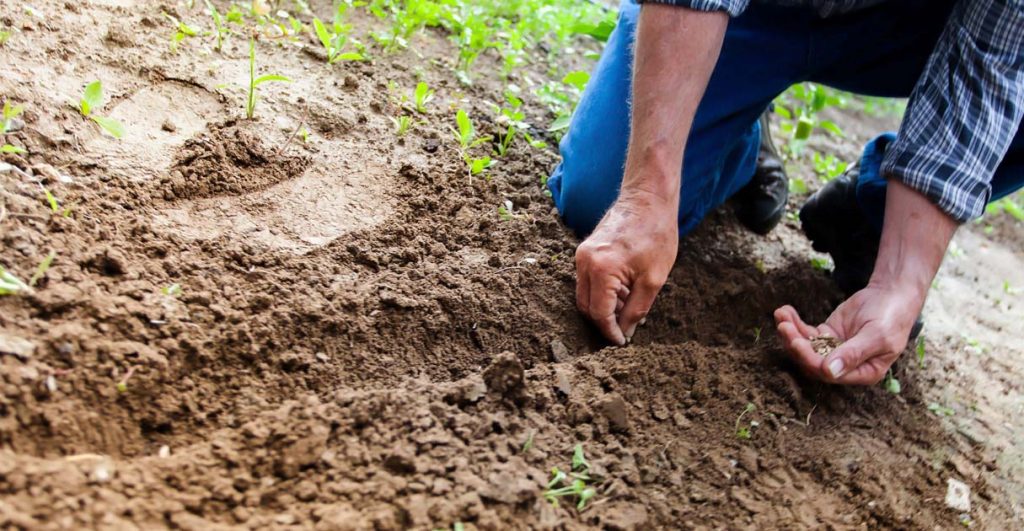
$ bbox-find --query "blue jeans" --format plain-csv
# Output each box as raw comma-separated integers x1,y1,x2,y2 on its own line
548,0,1024,236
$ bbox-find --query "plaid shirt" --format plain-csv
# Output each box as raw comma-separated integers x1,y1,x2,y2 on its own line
639,0,1024,222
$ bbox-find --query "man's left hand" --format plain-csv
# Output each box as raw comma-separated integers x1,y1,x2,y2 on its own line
774,281,924,384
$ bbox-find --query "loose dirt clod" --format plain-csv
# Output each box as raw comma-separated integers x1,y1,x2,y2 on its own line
811,336,841,357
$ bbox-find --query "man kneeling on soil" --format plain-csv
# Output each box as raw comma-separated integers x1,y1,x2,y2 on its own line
548,0,1023,384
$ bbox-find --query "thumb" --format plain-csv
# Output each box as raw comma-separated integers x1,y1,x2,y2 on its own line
617,277,662,342
821,327,886,384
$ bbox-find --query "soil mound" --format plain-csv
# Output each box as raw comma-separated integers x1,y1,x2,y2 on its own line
169,121,311,199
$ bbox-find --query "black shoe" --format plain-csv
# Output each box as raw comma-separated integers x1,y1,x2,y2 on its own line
734,112,789,235
799,166,925,342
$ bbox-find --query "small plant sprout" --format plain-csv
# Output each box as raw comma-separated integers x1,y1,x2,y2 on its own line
521,430,535,453
452,109,494,183
164,13,199,52
39,186,72,217
735,402,756,439
390,115,412,136
162,283,183,297
246,38,292,120
544,445,598,511
0,267,29,295
753,326,762,343
115,366,136,393
2,101,26,154
883,370,901,394
205,0,229,51
312,6,364,64
928,402,955,417
497,200,514,221
78,81,125,139
916,336,926,367
810,256,832,272
413,81,434,114
29,251,55,287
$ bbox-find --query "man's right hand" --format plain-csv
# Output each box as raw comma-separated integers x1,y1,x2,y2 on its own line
575,188,679,345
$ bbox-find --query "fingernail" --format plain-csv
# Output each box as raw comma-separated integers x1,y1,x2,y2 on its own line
827,358,844,379
625,323,638,340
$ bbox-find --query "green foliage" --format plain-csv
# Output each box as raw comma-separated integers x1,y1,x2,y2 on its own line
246,38,292,119
883,370,901,394
164,13,199,52
78,81,125,138
313,6,365,64
0,30,10,46
812,152,848,182
205,0,229,51
984,194,1024,222
915,336,926,367
2,101,23,133
544,445,597,511
773,83,845,157
810,256,832,272
390,114,412,136
927,402,955,417
452,109,494,182
735,402,756,439
413,81,434,114
0,267,29,295
29,251,55,287
521,430,535,453
162,283,183,297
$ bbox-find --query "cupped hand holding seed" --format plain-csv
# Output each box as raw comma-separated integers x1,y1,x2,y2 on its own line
575,190,678,346
774,283,923,385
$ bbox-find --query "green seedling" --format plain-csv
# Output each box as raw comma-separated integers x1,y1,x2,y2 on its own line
810,256,832,271
29,251,55,287
494,92,530,156
246,38,292,120
753,326,762,343
451,109,494,183
390,114,412,136
2,100,26,154
813,152,848,182
915,336,926,367
0,267,29,295
115,366,136,393
40,186,72,217
164,13,199,52
789,177,809,195
521,430,535,453
928,402,955,417
883,370,901,394
498,200,514,221
2,100,23,133
544,445,597,510
205,0,229,51
312,6,364,63
1003,280,1019,295
735,402,756,439
162,283,183,296
0,30,10,46
78,81,125,139
413,81,434,113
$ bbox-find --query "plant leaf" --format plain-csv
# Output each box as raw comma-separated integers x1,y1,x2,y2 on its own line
547,114,571,132
253,74,292,86
333,52,364,62
313,18,332,54
456,109,473,147
91,115,125,139
561,71,589,91
29,251,55,287
82,81,104,116
1,144,26,154
819,120,844,137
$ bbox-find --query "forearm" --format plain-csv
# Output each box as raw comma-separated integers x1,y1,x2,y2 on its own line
869,181,958,301
622,5,728,206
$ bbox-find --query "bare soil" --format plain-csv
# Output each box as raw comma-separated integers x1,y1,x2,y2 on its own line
1,1,1022,529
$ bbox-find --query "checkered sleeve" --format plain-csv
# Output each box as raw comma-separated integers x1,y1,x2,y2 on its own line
880,0,1024,222
635,0,750,17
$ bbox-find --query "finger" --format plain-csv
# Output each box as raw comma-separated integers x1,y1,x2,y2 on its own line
776,321,821,375
588,274,626,346
617,277,662,341
773,305,819,339
824,329,890,384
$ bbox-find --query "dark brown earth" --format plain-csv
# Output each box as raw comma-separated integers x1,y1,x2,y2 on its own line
1,1,1021,529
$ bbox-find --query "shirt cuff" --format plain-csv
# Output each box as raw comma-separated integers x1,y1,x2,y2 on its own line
880,143,990,223
635,0,749,17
